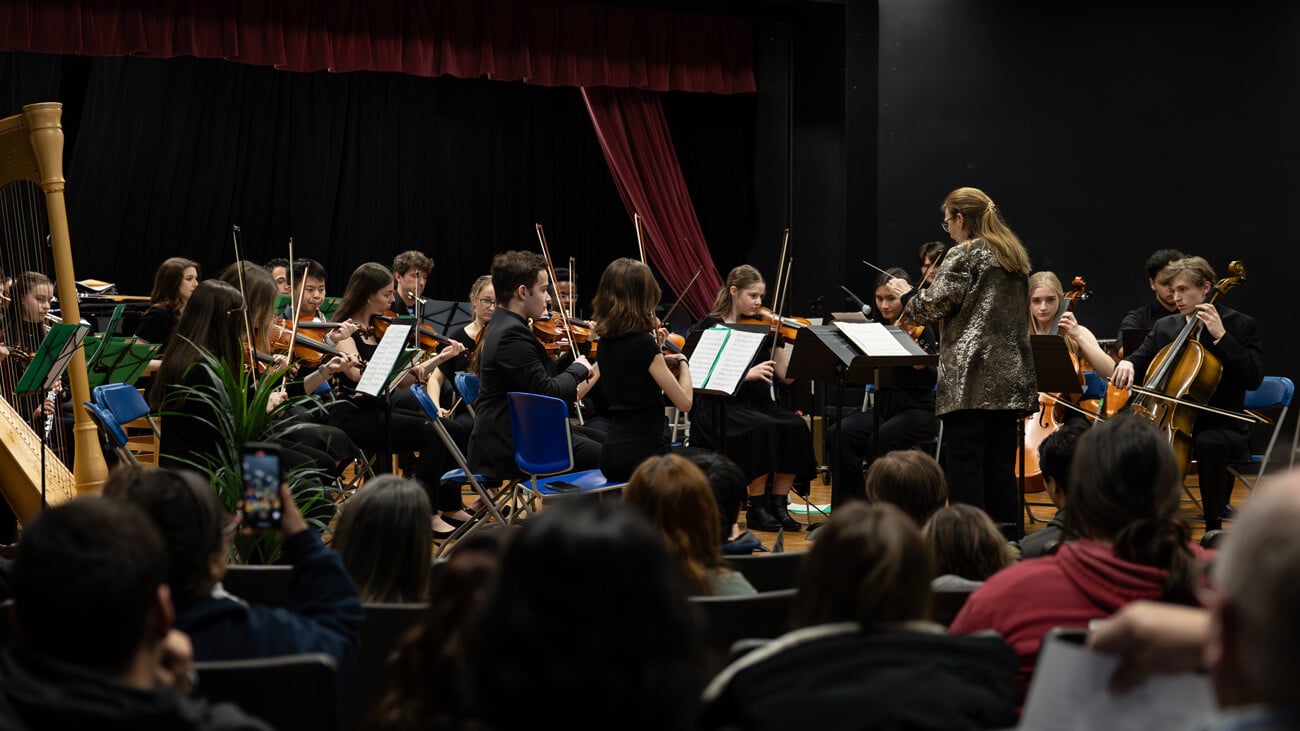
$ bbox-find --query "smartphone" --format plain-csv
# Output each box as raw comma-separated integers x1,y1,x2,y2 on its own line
240,442,283,530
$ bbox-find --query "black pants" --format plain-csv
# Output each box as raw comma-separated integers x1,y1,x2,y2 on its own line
1193,425,1249,528
827,408,939,508
939,409,1021,532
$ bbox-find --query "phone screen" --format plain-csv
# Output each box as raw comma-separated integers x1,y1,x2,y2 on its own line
240,445,283,530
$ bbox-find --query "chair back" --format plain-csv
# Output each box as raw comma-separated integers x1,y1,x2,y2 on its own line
194,653,339,731
690,588,797,658
344,602,429,729
507,392,574,477
929,587,975,627
455,371,480,404
725,552,808,592
409,383,440,421
93,383,152,423
221,565,293,608
82,401,132,456
1246,376,1294,410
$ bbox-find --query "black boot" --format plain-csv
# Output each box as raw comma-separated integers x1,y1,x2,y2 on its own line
746,494,782,532
771,493,803,532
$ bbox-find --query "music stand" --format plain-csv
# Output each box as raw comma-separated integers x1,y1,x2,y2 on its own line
15,322,91,508
421,300,474,334
83,334,160,389
1017,335,1087,537
682,324,769,450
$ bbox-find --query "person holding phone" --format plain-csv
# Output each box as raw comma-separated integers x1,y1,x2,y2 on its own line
104,466,364,681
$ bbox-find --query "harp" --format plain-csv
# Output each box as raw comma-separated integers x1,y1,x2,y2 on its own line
0,102,106,519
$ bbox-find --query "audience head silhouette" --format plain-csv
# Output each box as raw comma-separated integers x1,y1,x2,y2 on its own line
624,454,726,595
865,449,947,527
334,475,432,603
923,504,1013,582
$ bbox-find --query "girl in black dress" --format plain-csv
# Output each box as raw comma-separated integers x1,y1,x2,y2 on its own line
427,274,493,427
590,259,692,481
692,264,817,532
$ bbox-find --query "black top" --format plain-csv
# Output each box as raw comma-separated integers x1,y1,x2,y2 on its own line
436,323,478,380
875,323,938,417
158,364,223,470
389,297,417,318
135,306,178,345
594,332,662,415
1125,305,1264,432
469,308,589,477
1116,300,1177,345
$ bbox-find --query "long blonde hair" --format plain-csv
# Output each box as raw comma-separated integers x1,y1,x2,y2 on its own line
1027,271,1064,336
942,187,1031,274
708,264,764,320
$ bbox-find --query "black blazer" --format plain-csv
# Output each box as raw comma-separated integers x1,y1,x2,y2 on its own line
468,308,589,477
1125,304,1263,432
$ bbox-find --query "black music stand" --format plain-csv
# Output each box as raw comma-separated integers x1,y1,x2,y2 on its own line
788,324,936,525
422,300,473,334
16,322,91,508
1018,335,1088,536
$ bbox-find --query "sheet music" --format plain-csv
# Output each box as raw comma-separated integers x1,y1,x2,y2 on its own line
1020,636,1217,731
688,326,767,395
356,324,411,397
834,322,912,357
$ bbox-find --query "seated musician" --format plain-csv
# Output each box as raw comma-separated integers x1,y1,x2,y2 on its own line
391,250,433,318
135,257,200,345
825,268,938,509
264,257,291,295
1115,248,1185,348
691,264,817,533
1027,271,1113,423
427,274,492,423
1110,256,1263,531
469,250,601,480
283,258,360,346
328,262,470,536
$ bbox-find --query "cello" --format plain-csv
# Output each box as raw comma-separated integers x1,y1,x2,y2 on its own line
1017,276,1089,493
1126,261,1257,481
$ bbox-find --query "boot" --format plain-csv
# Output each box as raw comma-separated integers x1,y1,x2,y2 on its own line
771,493,803,532
746,494,782,532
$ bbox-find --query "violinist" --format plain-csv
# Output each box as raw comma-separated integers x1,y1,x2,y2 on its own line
1114,248,1186,347
390,250,433,318
1110,256,1263,531
265,257,292,295
888,187,1036,535
590,259,692,482
469,251,601,479
284,259,361,347
691,264,817,533
428,274,493,422
825,268,939,509
553,266,579,319
329,262,471,536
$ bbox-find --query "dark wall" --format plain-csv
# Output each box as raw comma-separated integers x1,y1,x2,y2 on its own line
876,0,1299,391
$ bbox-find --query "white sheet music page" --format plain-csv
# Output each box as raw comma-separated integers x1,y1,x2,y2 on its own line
704,328,767,394
355,324,411,397
1020,636,1217,731
834,322,911,356
688,327,729,390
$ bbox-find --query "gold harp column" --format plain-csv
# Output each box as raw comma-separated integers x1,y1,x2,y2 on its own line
23,102,108,493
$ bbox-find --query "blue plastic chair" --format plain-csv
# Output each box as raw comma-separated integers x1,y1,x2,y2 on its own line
93,383,160,436
82,400,137,465
506,391,625,502
454,371,480,404
1230,376,1293,491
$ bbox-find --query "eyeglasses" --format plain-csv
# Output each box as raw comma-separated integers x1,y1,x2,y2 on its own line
941,217,954,233
477,298,497,308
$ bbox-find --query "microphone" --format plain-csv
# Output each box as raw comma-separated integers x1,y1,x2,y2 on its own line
840,286,873,318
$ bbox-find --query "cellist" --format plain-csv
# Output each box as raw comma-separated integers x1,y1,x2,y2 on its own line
1027,271,1113,425
1111,256,1263,531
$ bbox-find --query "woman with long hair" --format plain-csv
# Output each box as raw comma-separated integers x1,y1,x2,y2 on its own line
334,475,432,603
623,454,754,596
949,414,1209,701
329,262,469,537
136,257,200,345
591,258,692,481
692,264,818,533
888,186,1036,533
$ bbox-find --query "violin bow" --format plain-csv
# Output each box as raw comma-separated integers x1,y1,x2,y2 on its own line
535,224,580,364
661,264,705,325
230,225,260,389
285,238,309,391
567,255,577,321
634,213,648,266
772,228,790,315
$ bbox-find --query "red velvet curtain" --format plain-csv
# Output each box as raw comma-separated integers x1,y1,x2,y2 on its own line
0,0,755,94
581,86,724,320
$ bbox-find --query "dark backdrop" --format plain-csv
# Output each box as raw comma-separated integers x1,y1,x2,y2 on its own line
874,0,1299,395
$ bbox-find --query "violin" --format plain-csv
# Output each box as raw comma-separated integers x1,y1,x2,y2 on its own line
739,307,809,344
368,311,454,351
268,322,358,370
531,311,596,358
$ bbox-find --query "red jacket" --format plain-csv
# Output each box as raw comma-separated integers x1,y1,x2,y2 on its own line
948,539,1209,702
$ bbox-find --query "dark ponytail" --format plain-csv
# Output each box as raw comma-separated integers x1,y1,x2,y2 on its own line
1065,414,1199,605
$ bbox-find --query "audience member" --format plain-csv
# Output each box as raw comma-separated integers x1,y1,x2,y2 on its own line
701,502,1017,729
624,454,756,596
104,466,364,680
1020,422,1088,558
949,414,1207,701
369,529,513,731
0,498,270,730
864,448,948,526
466,501,706,730
688,451,764,555
1089,469,1300,728
924,504,1015,591
334,475,432,603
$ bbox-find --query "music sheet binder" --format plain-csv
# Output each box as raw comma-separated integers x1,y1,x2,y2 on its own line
83,334,161,388
356,324,418,397
1030,334,1085,396
683,325,770,396
786,324,936,384
16,322,91,396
